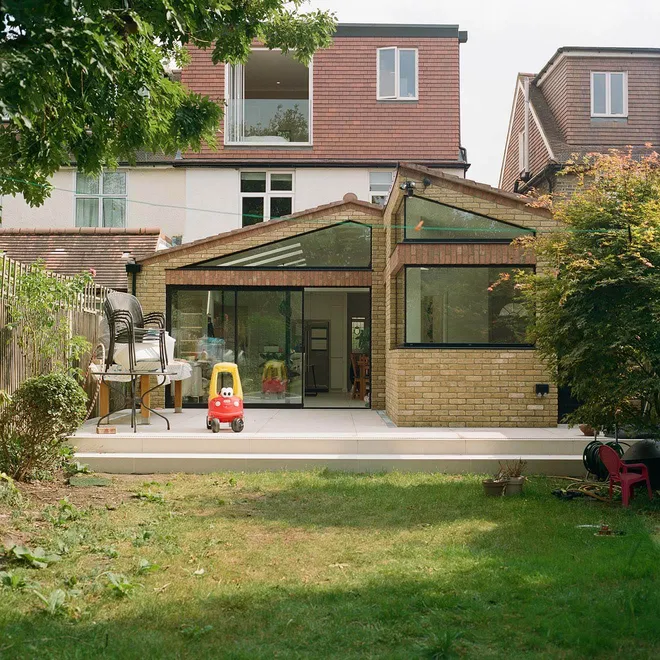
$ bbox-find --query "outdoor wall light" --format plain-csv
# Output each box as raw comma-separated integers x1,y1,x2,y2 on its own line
400,181,416,196
535,384,550,397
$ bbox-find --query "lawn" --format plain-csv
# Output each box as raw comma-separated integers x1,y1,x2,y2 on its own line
0,471,659,659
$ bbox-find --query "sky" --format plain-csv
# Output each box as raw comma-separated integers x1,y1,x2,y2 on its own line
308,0,660,187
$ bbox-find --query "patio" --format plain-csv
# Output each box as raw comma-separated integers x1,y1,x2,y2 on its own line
71,408,592,476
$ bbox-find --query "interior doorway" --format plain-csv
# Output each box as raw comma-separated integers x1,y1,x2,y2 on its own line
303,287,370,409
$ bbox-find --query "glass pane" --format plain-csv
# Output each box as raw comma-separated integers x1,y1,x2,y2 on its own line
610,73,625,114
369,171,393,192
399,50,417,98
103,171,126,195
242,197,264,227
75,198,99,227
270,173,293,191
378,48,396,97
201,222,371,268
241,172,267,193
102,198,126,228
76,173,99,195
405,267,532,345
270,196,292,219
236,290,303,405
592,73,607,114
371,194,388,206
404,195,534,241
170,290,237,404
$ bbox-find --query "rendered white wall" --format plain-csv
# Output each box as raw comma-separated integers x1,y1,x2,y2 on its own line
184,168,240,243
294,168,373,209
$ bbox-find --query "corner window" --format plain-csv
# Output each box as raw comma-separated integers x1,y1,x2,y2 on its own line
369,171,394,205
591,72,627,117
377,47,418,100
75,171,126,228
240,171,293,227
226,50,311,145
405,266,533,346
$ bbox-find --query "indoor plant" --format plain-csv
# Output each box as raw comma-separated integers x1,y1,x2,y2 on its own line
501,459,527,496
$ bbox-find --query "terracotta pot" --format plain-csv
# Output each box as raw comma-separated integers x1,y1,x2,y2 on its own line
579,424,595,436
482,479,506,497
503,476,525,496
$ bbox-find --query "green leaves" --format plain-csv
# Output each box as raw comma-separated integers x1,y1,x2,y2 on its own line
4,544,62,569
33,588,67,615
0,0,336,205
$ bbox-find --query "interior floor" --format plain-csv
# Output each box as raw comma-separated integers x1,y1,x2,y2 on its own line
304,390,368,409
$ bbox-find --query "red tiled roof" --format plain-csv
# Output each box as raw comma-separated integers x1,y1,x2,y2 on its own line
0,228,169,290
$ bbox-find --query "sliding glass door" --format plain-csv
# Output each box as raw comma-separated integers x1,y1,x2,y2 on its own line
169,288,303,406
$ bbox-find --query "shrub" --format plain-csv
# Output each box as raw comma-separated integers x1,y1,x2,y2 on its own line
0,373,87,481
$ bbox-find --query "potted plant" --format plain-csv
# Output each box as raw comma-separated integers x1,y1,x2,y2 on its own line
482,467,507,497
501,459,527,496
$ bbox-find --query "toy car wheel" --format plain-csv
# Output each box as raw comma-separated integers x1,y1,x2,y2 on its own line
231,418,244,433
211,418,221,433
206,417,212,430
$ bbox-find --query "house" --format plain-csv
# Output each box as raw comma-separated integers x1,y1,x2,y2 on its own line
500,47,660,195
1,24,469,244
0,228,170,291
132,163,560,427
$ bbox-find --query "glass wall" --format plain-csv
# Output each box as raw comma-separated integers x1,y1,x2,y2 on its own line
405,267,533,345
170,288,302,406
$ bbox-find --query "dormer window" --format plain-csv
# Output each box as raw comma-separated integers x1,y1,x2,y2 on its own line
591,72,627,118
377,47,418,100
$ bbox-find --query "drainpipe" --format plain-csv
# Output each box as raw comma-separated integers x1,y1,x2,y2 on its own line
125,262,142,296
523,77,530,176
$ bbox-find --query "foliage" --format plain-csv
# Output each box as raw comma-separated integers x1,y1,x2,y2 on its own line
33,588,68,616
0,373,88,481
0,1,336,205
4,544,61,569
4,261,92,375
0,471,23,507
105,573,136,598
0,570,27,590
516,149,660,432
245,103,309,142
43,499,84,527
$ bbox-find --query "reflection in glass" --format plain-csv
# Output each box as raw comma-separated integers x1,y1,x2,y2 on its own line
405,267,532,345
378,48,396,97
399,49,417,98
592,73,607,114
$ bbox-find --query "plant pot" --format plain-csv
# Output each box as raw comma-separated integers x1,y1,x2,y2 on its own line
503,476,525,496
579,424,595,437
482,479,506,497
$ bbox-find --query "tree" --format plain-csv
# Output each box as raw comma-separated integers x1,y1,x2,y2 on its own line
515,148,660,432
0,1,336,205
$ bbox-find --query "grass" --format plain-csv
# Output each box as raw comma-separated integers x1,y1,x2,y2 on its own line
0,471,659,659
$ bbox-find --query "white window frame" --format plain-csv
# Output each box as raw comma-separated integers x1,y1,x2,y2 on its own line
224,49,313,147
74,170,128,228
377,47,419,101
369,170,394,205
590,71,628,118
239,170,295,225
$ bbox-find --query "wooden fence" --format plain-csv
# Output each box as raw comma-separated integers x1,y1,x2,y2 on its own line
0,254,111,401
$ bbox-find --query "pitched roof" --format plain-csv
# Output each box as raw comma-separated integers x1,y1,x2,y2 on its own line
137,194,382,265
0,228,170,290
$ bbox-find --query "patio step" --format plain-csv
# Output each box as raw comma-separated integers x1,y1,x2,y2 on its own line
75,451,585,476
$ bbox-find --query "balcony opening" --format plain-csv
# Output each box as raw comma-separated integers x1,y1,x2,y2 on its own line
226,50,311,145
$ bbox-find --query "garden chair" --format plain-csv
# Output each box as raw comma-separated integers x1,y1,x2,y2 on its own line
599,445,653,507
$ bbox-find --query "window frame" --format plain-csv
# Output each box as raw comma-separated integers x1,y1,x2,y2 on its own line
239,170,295,226
369,170,394,205
377,47,419,101
402,264,535,349
224,48,314,147
74,170,128,228
590,71,628,118
402,194,535,244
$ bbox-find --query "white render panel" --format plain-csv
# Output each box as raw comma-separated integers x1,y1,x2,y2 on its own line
184,168,240,242
294,168,374,209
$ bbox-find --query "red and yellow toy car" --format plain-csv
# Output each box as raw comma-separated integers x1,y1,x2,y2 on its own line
207,362,244,433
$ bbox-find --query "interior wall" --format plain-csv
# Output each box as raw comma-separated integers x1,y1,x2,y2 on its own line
304,290,347,391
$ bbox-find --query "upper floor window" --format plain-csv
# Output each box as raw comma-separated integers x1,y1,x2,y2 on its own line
377,47,418,100
369,171,394,205
226,50,311,146
75,171,126,228
591,72,627,118
240,171,293,227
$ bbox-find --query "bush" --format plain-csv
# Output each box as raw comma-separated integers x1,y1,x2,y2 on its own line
0,373,87,481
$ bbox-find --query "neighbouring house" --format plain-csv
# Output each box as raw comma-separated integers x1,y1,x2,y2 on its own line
500,47,660,195
0,228,170,291
1,23,469,244
133,163,560,427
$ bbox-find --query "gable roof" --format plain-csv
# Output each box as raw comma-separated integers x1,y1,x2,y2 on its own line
137,195,383,266
0,228,170,290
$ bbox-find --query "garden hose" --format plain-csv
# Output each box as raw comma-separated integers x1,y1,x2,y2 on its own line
582,439,627,480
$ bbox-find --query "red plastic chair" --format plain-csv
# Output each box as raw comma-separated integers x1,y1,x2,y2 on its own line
599,445,653,507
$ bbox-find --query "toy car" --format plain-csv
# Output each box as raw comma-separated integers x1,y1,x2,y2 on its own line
262,360,288,397
207,362,244,433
